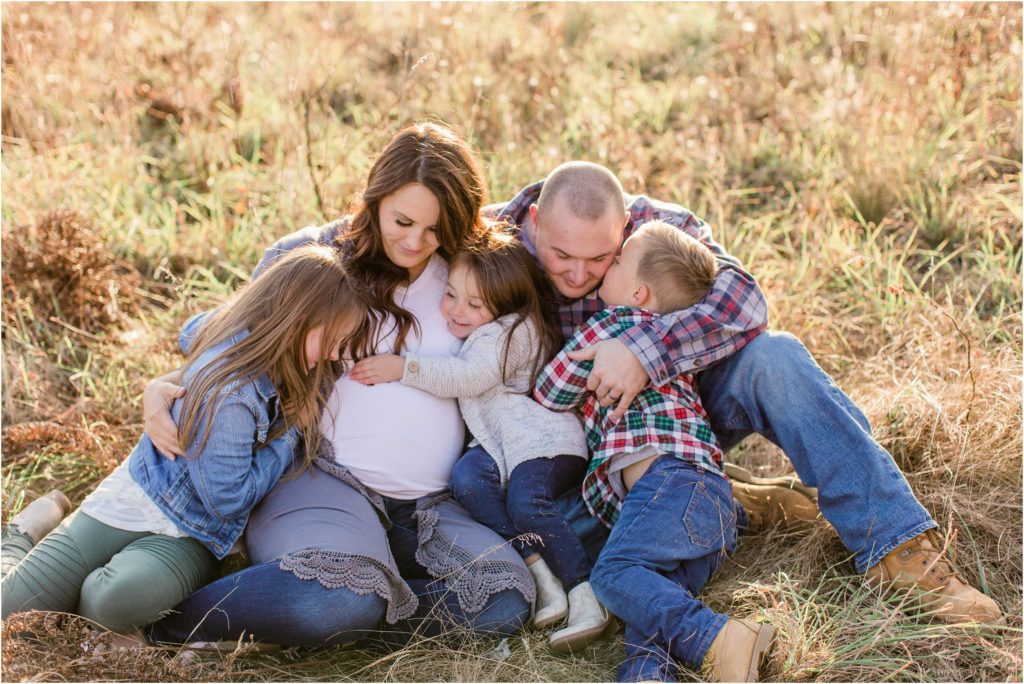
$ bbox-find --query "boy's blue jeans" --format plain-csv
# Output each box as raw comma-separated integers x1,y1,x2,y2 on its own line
591,456,736,678
450,447,591,589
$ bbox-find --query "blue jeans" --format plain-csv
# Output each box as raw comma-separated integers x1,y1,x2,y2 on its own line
147,559,387,646
591,456,736,676
148,565,528,648
450,448,591,588
556,488,611,567
697,331,936,572
149,493,528,647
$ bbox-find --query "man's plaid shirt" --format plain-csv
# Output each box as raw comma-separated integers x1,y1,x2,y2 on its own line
487,180,769,384
534,307,725,528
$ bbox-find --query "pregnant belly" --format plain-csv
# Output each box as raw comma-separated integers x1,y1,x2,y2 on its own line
321,375,465,499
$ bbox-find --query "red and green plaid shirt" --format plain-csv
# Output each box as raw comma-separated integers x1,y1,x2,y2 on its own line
486,180,769,384
534,307,725,528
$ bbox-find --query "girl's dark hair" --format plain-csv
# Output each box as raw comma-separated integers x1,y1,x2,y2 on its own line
451,226,562,388
339,121,490,352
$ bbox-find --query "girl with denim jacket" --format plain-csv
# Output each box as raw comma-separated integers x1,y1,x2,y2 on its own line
1,245,370,637
139,123,536,650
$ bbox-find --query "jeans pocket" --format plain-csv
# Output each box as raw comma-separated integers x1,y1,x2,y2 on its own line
682,481,733,550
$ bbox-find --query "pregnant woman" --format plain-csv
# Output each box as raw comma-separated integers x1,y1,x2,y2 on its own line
143,122,534,647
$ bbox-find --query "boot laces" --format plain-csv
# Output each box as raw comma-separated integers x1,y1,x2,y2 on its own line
919,530,962,587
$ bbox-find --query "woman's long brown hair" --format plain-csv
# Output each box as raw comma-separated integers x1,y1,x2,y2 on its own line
452,227,563,389
339,121,490,353
177,244,373,472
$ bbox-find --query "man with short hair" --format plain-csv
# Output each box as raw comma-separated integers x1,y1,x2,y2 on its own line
486,161,1003,633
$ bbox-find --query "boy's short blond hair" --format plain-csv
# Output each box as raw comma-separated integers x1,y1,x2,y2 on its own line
635,221,717,313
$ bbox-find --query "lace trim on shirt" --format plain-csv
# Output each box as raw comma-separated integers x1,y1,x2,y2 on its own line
413,504,536,614
278,549,417,624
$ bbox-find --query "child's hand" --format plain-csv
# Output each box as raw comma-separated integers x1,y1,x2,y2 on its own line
349,354,405,385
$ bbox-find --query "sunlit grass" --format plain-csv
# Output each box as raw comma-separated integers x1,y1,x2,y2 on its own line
2,2,1020,681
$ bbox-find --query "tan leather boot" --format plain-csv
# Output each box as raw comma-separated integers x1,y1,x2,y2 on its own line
703,618,776,682
8,490,73,543
865,530,1004,625
725,464,820,528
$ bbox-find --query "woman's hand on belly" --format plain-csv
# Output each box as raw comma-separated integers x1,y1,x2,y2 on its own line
144,370,187,460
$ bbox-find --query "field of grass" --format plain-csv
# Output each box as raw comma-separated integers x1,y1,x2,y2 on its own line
2,3,1021,681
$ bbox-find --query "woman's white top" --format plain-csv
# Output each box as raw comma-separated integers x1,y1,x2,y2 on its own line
401,315,588,484
79,458,186,537
322,253,465,499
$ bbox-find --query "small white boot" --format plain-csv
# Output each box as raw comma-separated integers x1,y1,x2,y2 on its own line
548,581,611,653
528,557,568,628
8,490,72,543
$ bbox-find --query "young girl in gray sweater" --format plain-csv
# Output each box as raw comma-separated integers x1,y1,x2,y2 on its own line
350,229,608,652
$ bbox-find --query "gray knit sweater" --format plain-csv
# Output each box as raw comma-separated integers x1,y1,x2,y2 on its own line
401,315,588,484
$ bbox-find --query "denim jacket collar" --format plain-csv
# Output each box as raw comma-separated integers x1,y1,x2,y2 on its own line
252,370,276,402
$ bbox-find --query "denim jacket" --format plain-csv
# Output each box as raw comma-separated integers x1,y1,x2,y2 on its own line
130,313,301,559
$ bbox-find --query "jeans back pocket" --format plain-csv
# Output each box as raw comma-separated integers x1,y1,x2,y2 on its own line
682,479,735,550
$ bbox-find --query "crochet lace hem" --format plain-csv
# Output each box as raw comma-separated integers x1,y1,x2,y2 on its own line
413,505,536,614
279,549,418,624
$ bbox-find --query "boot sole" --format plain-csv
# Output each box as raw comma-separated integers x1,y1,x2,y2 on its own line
747,623,777,681
724,463,818,502
937,614,1007,627
533,606,569,629
548,616,612,654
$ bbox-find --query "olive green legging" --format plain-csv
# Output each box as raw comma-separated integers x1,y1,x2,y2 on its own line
1,510,218,634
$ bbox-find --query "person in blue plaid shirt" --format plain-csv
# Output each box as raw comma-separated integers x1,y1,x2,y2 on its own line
535,220,774,682
493,162,1002,681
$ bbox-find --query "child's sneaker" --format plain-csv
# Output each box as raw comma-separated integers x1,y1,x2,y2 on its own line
702,618,775,682
528,558,568,628
8,490,73,543
548,581,611,653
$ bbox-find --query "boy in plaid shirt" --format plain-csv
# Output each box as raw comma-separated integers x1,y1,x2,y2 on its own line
535,221,774,683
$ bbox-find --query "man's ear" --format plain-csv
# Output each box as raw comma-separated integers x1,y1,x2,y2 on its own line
618,215,631,245
528,204,540,243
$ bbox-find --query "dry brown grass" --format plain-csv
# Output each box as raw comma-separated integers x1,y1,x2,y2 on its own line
2,210,141,333
1,2,1020,681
